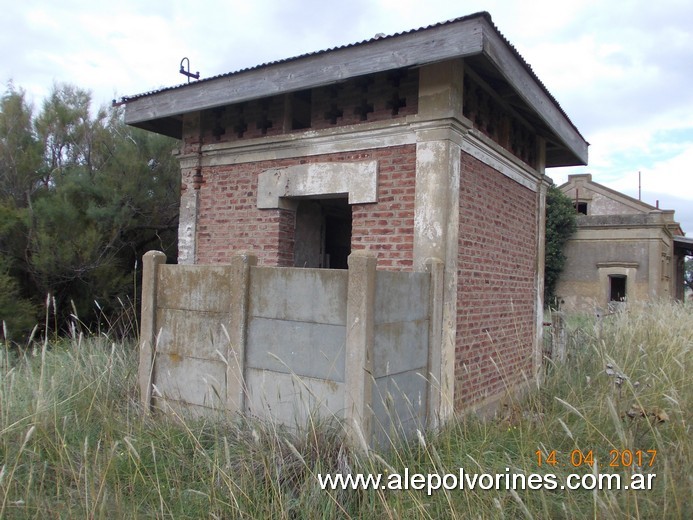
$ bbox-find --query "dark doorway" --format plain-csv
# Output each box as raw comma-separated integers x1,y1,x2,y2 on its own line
609,275,627,302
294,198,351,269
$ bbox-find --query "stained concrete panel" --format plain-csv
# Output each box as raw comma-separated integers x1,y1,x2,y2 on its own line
158,264,234,312
155,308,230,359
246,317,345,381
371,369,427,442
245,368,344,425
154,354,226,409
373,319,428,378
153,397,227,419
374,271,430,323
249,267,347,324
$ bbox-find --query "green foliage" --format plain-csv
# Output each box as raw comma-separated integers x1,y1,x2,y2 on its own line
34,84,91,173
0,257,37,340
0,82,180,340
544,184,577,307
685,257,693,295
0,85,43,205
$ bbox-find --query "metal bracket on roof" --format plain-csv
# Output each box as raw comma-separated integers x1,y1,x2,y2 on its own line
179,57,200,83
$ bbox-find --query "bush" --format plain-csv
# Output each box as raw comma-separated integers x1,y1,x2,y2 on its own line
0,257,37,341
545,184,577,307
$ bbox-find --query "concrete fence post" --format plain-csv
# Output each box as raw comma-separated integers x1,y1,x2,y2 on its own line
344,251,377,450
552,311,567,363
424,258,446,429
139,250,166,413
227,253,257,414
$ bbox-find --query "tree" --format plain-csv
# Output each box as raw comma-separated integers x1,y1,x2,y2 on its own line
685,257,693,297
0,203,37,339
0,86,42,337
0,82,180,339
0,85,43,205
34,84,94,183
0,256,37,340
26,88,180,325
544,184,577,307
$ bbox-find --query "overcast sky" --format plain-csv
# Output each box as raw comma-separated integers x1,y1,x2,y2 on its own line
3,0,692,233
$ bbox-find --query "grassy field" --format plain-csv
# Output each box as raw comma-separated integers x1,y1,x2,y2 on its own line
0,301,690,518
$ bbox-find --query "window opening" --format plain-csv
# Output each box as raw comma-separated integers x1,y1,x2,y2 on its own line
575,202,588,215
609,275,627,302
294,198,351,269
290,90,312,130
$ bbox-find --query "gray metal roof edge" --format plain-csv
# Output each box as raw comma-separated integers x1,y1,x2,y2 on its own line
118,12,493,104
119,11,584,142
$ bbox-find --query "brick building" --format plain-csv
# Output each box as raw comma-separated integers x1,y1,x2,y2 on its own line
123,12,587,416
557,174,690,312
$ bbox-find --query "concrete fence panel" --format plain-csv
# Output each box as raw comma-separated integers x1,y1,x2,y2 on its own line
139,250,442,448
371,270,431,444
245,266,348,425
151,263,238,414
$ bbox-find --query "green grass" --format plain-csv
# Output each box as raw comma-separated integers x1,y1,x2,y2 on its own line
1,301,690,518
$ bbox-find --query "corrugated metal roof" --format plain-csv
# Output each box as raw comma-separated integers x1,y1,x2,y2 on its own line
118,13,486,103
674,235,693,247
117,11,580,139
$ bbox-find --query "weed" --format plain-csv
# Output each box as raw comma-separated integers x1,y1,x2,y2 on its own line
0,301,689,518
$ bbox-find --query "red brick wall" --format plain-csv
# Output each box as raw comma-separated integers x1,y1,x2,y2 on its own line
191,162,294,266
191,145,416,269
455,152,537,409
351,145,416,270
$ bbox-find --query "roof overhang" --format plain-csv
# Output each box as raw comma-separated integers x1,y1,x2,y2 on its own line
674,236,693,254
122,12,588,167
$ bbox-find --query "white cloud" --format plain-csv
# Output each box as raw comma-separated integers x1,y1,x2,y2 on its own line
610,146,693,197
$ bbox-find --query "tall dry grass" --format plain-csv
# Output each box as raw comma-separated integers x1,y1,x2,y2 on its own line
0,301,690,518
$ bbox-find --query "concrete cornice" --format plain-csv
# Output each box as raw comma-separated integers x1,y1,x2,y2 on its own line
179,116,472,169
179,117,420,169
575,213,675,229
460,128,542,191
177,114,542,193
572,227,672,241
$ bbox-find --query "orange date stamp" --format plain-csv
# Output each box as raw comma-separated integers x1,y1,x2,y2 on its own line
535,449,657,468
